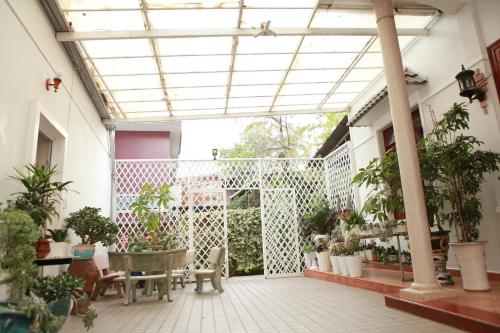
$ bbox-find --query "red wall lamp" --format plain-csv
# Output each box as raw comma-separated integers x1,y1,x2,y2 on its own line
46,73,63,92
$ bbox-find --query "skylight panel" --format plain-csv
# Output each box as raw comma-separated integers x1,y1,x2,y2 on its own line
114,101,166,113
65,11,145,31
230,85,280,98
126,112,170,118
102,75,162,90
234,54,294,71
237,36,301,54
243,0,316,8
272,104,318,111
157,38,232,56
344,68,382,82
93,58,157,75
335,82,370,93
227,107,269,114
292,53,357,70
280,83,333,95
322,103,349,109
228,97,274,108
112,89,164,102
60,0,140,10
165,72,229,88
285,69,344,83
369,36,414,52
82,39,153,58
394,14,435,29
232,71,286,85
326,93,358,104
146,0,239,9
355,53,384,68
161,55,231,73
275,95,324,106
241,9,313,28
300,36,372,53
171,99,226,111
148,9,239,29
168,87,226,100
311,9,376,28
171,110,223,117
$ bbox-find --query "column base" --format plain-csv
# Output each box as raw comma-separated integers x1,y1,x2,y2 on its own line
400,286,458,301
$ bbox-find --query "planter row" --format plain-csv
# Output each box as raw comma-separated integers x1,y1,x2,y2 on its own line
305,252,363,278
354,224,408,237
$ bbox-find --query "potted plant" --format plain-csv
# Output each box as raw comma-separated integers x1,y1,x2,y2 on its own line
9,164,72,258
329,242,344,275
302,196,337,243
48,228,69,258
420,103,500,290
302,243,316,269
339,209,365,235
363,241,377,261
315,238,331,272
65,207,119,258
344,235,362,277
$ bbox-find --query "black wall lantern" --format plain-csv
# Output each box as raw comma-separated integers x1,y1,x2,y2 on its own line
455,65,486,103
212,148,218,160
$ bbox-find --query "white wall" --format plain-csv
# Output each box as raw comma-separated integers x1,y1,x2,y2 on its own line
349,2,500,271
0,0,112,225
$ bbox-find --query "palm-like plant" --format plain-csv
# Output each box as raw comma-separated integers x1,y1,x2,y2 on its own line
10,164,72,234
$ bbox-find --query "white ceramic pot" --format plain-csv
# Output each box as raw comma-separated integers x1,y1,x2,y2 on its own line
355,251,366,262
451,242,490,291
316,252,331,272
338,256,350,276
330,255,341,274
311,257,319,270
304,252,316,269
50,241,69,258
364,249,374,261
346,255,362,277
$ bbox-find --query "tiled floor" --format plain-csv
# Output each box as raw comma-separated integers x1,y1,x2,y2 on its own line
61,276,462,333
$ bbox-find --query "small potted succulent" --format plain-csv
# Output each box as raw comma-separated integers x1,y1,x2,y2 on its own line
65,207,119,258
301,243,316,269
48,228,69,258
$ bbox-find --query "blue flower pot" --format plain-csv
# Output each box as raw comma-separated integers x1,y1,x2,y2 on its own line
72,244,95,259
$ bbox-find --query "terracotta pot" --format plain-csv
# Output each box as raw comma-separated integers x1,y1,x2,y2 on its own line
34,239,51,258
394,209,406,220
451,242,489,291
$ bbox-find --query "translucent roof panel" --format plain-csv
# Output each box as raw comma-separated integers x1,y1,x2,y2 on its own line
102,75,162,90
66,11,145,31
57,0,436,120
81,39,153,58
157,38,233,56
161,55,231,73
148,9,239,29
241,9,314,28
168,87,226,100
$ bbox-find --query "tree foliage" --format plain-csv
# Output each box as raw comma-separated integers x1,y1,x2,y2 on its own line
227,208,263,276
65,207,118,246
219,114,346,158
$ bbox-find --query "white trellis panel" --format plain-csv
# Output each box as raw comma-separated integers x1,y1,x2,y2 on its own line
261,189,301,278
324,142,355,210
114,153,352,277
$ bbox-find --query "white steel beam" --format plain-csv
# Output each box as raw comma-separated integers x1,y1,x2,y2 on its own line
224,0,244,115
56,27,429,41
103,108,346,124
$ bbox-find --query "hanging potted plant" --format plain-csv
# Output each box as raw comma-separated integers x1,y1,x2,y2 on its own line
9,164,72,258
420,103,500,291
65,207,119,258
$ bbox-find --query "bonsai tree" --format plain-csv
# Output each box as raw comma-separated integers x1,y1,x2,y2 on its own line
65,207,118,246
301,196,338,237
420,103,500,242
9,164,72,235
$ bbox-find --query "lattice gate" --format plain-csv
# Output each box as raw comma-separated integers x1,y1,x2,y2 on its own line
114,142,354,278
261,189,301,278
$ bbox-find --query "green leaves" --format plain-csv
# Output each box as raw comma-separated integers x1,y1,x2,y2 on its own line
301,196,338,235
65,207,118,246
32,272,84,303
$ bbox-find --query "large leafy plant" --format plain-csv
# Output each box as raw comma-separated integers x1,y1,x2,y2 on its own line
31,273,84,303
301,197,338,236
0,209,39,299
420,103,500,242
130,183,175,236
9,164,72,234
65,207,118,246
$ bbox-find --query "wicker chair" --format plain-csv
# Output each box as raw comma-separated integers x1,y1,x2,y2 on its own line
193,247,225,294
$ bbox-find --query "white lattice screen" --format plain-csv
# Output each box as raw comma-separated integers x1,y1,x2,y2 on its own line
114,144,353,278
324,142,356,210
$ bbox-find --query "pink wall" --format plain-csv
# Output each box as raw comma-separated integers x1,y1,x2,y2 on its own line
115,131,171,159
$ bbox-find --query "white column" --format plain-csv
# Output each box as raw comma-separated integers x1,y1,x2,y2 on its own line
372,0,450,300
